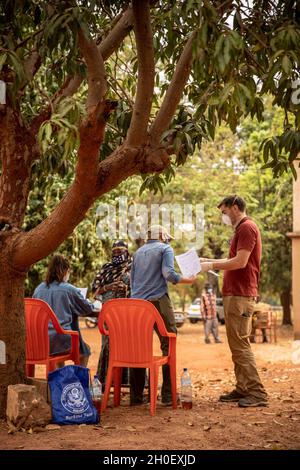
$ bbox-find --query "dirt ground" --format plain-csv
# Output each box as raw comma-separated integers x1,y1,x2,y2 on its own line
1,320,300,450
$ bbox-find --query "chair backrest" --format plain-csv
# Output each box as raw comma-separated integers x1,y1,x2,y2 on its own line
99,299,168,364
255,310,273,328
25,298,64,361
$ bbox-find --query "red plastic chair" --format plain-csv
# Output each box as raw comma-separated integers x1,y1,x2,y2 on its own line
25,298,80,377
98,298,177,416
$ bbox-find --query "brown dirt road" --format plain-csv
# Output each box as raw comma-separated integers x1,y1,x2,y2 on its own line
1,321,300,450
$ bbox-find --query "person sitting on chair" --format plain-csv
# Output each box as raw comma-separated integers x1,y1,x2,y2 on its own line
33,254,94,367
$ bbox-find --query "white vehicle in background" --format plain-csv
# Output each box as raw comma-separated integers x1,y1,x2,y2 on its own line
187,298,202,324
174,311,185,328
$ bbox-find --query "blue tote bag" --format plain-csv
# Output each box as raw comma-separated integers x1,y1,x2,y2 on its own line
48,365,99,425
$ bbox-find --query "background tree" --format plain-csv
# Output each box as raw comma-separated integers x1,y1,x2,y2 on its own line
1,0,300,414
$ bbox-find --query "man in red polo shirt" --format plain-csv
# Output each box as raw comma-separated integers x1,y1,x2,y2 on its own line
201,195,268,407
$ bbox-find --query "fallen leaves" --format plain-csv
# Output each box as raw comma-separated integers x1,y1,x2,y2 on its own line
45,424,61,431
273,375,291,383
126,426,137,432
273,419,284,426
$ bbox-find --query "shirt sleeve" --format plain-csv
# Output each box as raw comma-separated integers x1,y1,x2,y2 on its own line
237,224,257,253
130,257,135,287
70,288,94,317
162,246,182,284
91,267,105,293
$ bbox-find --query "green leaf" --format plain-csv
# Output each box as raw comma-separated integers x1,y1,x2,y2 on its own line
282,55,292,74
0,53,7,72
214,35,224,58
45,122,52,142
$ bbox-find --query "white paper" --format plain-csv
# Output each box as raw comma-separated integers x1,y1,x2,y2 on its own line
78,287,88,298
175,248,201,278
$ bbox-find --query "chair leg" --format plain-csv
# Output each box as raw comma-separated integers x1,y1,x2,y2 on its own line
101,365,113,413
149,365,159,416
113,367,122,407
49,361,56,373
26,364,35,377
169,358,177,410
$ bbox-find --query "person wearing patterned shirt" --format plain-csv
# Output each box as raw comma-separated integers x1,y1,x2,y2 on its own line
91,240,131,388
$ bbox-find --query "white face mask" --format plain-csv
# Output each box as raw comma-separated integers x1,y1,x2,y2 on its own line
222,214,232,226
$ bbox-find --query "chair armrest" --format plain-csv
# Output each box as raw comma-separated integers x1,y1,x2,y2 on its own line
99,323,109,335
61,329,80,362
61,328,79,337
165,332,176,339
167,334,176,357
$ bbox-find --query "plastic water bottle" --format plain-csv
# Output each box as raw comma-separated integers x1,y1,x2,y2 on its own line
91,374,102,415
180,368,192,410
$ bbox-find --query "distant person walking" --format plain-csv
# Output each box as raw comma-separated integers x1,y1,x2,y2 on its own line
201,195,268,407
201,283,222,344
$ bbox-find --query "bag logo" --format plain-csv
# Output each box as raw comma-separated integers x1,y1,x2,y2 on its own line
61,382,89,414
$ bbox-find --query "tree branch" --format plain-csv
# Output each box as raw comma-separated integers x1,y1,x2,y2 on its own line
30,5,134,136
149,31,196,144
53,5,134,107
11,136,171,269
22,49,41,87
126,0,155,147
99,5,134,61
11,141,135,268
78,29,107,114
11,100,114,268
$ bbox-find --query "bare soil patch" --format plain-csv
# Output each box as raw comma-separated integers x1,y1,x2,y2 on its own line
1,322,299,450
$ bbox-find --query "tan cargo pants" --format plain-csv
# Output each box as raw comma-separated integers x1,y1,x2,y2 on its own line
223,296,267,400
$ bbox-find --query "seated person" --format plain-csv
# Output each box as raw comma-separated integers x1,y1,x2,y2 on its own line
33,254,94,367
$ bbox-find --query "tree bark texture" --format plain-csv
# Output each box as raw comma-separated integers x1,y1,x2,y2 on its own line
281,289,292,325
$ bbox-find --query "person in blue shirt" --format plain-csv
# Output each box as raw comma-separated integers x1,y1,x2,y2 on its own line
33,254,94,367
130,225,196,406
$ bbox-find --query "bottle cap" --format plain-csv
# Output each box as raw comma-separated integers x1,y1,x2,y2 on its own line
94,374,99,379
183,367,187,372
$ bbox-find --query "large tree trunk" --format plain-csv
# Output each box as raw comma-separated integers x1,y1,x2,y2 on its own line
0,246,27,415
0,1,195,417
280,289,292,325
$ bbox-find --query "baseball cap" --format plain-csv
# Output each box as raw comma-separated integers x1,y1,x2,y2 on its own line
147,225,174,241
